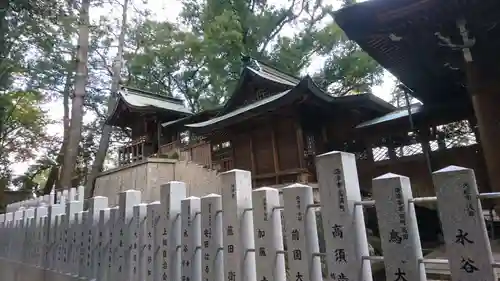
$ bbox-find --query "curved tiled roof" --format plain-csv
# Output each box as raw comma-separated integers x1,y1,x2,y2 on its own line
106,87,192,127
118,87,192,114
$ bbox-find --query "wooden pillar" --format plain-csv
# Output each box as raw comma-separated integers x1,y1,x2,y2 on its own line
249,133,256,177
321,126,328,143
295,121,305,169
365,139,374,163
125,146,131,164
131,145,136,162
419,126,434,196
118,148,122,166
119,148,125,166
465,62,500,196
419,127,432,158
387,140,397,160
270,126,280,184
140,142,144,160
468,116,480,142
155,117,161,155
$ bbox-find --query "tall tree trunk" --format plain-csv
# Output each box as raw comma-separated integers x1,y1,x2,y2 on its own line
86,0,129,197
59,0,91,190
0,1,10,91
42,63,73,194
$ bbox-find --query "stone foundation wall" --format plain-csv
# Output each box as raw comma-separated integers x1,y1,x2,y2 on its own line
94,158,222,205
0,258,81,281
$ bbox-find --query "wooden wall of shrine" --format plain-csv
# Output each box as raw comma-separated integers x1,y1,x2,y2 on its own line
209,108,310,187
352,113,490,201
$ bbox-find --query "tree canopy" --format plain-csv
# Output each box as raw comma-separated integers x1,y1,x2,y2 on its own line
125,0,384,112
1,0,387,193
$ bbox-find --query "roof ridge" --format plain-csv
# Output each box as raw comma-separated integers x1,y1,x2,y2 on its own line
246,56,301,84
121,86,185,105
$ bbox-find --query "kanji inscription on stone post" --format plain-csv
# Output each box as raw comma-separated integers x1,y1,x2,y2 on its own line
24,209,35,264
252,187,286,281
132,203,147,281
78,211,89,278
282,183,322,281
55,213,65,271
97,208,110,281
71,211,82,275
88,196,108,280
118,190,141,281
34,206,48,267
221,169,257,281
154,202,166,281
316,151,373,281
372,173,426,281
47,204,64,270
181,196,202,281
65,200,83,275
160,181,186,281
201,193,224,281
146,201,161,281
107,207,119,279
433,166,497,281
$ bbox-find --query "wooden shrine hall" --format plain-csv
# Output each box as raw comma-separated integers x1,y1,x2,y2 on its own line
174,58,395,188
334,0,500,198
105,86,193,165
103,53,494,202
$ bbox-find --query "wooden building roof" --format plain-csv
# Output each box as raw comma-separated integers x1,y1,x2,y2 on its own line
185,74,395,133
335,0,500,106
219,57,301,115
355,102,474,146
106,86,192,127
160,107,221,129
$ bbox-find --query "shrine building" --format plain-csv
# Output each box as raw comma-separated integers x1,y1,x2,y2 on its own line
96,53,490,205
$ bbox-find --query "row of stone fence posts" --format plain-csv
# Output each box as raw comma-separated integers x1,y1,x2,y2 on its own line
0,151,499,281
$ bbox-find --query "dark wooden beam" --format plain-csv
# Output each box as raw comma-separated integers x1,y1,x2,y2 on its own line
249,133,256,177
271,125,280,184
295,120,305,169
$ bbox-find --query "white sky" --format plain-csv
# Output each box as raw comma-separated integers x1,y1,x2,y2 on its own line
11,0,396,177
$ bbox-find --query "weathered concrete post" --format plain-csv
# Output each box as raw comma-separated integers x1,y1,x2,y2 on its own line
282,183,322,281
97,207,111,281
146,201,161,281
160,181,186,281
117,190,141,280
132,203,147,281
87,196,108,280
433,165,497,281
315,151,373,281
65,200,83,274
372,173,426,281
252,187,286,281
181,196,202,281
221,169,257,281
201,193,224,281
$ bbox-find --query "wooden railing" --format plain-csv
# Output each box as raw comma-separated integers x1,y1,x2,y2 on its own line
158,140,182,156
184,141,212,167
212,157,233,172
118,136,150,166
158,140,213,168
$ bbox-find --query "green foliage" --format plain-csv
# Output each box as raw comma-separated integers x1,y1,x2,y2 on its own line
0,0,386,192
0,91,53,181
124,0,384,114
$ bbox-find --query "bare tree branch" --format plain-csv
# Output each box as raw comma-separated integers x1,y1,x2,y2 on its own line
94,49,114,77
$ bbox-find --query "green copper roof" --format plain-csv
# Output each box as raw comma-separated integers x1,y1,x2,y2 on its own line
356,103,422,129
119,88,192,114
185,90,291,129
247,62,299,86
105,87,192,127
